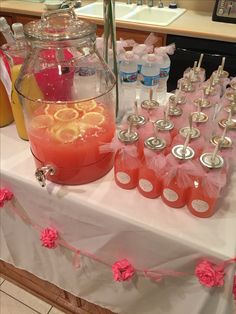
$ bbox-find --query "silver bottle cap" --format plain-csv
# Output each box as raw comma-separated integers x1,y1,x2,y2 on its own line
200,153,224,169
225,92,236,102
181,82,195,93
141,99,159,111
169,94,186,106
194,98,211,109
144,136,166,151
127,114,147,127
191,112,208,123
118,129,139,144
218,118,236,130
230,81,236,90
224,104,236,114
172,145,195,160
179,126,200,139
154,119,174,131
211,135,232,149
169,106,183,117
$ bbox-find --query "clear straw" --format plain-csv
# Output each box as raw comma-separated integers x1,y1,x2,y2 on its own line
182,131,191,157
197,53,204,71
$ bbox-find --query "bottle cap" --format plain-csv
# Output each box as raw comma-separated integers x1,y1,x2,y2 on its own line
141,99,159,111
200,153,224,169
168,105,183,117
169,94,186,106
194,97,211,109
218,118,236,130
118,129,139,144
127,114,147,127
210,135,232,149
172,145,195,160
12,23,25,40
147,53,157,62
191,111,208,123
0,17,10,32
125,51,135,59
144,136,166,151
154,119,174,131
179,126,200,139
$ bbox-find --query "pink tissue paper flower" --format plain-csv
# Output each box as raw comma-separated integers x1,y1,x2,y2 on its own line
112,259,135,282
195,260,225,288
40,227,58,249
0,188,13,207
233,275,236,300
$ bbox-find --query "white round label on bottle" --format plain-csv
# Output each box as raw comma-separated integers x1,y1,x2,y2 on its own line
139,179,153,193
116,171,131,185
163,188,178,202
191,200,209,212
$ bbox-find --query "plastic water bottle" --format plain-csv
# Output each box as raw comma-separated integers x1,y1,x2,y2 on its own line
119,51,138,117
133,44,148,74
154,45,174,103
140,53,160,102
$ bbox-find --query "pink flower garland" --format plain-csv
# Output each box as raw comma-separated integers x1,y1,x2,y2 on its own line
0,188,13,207
112,259,135,282
1,186,236,300
40,227,58,249
195,260,225,288
233,275,236,300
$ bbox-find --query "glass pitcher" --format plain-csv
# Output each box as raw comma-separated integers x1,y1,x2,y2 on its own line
15,8,116,186
1,41,29,138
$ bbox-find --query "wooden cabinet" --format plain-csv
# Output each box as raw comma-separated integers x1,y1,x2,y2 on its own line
0,12,165,47
0,260,115,314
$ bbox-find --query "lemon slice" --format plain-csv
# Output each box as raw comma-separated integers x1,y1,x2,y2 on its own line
75,100,97,112
44,104,67,115
31,115,54,129
54,108,79,122
94,105,105,113
52,121,84,143
81,112,105,127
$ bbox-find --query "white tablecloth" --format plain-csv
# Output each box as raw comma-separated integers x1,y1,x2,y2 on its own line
0,124,235,314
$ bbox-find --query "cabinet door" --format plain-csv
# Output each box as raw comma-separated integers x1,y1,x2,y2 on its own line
96,25,165,47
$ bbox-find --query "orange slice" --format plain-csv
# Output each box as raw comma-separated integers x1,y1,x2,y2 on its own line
94,105,105,113
54,108,79,122
81,112,105,127
75,100,97,112
31,115,54,129
52,121,84,143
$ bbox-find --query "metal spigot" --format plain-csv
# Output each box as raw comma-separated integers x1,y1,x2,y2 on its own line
137,0,143,5
157,0,164,7
35,165,56,187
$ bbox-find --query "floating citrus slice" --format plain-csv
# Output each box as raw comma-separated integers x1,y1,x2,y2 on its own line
31,114,54,129
81,112,105,127
75,100,97,112
44,104,67,115
51,121,84,143
93,105,105,113
54,108,79,122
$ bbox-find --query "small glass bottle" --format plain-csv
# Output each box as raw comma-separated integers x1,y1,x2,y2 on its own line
138,124,166,198
187,143,226,218
114,124,140,190
161,132,196,208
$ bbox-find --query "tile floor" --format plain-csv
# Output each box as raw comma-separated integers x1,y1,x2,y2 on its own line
0,276,65,314
1,275,235,314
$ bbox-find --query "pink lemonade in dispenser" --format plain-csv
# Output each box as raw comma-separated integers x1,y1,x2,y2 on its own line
28,100,115,184
15,9,116,186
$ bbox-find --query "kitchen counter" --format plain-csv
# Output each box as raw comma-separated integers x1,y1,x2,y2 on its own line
0,1,236,43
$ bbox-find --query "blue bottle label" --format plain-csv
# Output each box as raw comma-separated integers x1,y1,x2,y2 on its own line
141,74,159,87
160,66,170,79
120,71,138,83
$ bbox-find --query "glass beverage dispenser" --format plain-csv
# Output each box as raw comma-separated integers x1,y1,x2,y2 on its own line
15,8,116,186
